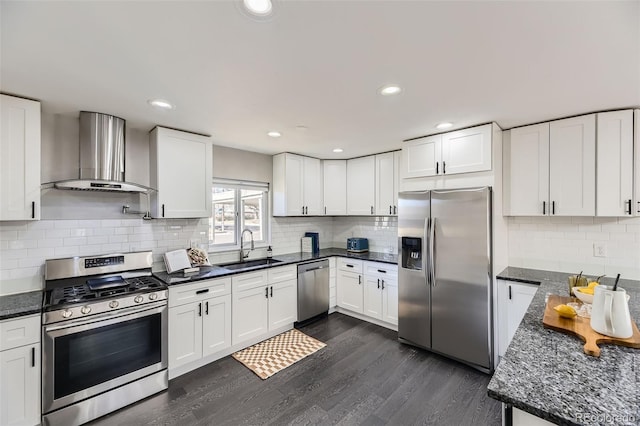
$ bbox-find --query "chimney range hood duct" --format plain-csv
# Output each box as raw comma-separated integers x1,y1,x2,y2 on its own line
51,112,153,193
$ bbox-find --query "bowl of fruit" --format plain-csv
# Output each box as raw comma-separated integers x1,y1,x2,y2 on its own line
572,280,599,304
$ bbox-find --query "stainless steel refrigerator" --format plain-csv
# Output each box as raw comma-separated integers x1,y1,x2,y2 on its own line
398,187,493,373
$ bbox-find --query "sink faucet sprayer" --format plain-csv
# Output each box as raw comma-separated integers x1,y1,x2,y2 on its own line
240,228,254,261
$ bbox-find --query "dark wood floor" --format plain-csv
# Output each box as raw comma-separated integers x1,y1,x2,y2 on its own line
91,313,501,425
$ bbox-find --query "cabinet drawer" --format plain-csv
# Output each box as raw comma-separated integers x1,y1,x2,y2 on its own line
169,278,231,308
232,270,268,292
337,258,363,273
364,261,398,277
0,314,40,351
268,265,297,284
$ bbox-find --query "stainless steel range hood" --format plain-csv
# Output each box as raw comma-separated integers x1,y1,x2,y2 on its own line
48,112,153,193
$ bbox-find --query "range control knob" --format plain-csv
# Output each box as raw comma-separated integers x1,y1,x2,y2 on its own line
80,306,92,315
134,295,144,304
109,300,119,309
148,293,158,301
62,309,73,318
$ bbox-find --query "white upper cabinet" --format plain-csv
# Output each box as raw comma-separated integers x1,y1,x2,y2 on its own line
149,127,213,218
549,114,596,216
0,95,41,221
273,153,323,216
503,123,550,216
402,135,441,178
302,156,323,215
347,156,376,215
441,124,492,175
323,160,347,215
635,110,640,216
401,124,492,179
596,110,633,216
393,151,400,212
375,152,400,215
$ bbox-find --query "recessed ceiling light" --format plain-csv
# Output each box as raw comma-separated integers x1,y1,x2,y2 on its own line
243,0,272,16
148,99,174,110
436,122,453,130
379,85,402,96
267,131,281,138
333,148,343,153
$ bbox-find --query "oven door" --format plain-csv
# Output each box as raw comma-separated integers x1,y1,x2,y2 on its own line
42,301,167,414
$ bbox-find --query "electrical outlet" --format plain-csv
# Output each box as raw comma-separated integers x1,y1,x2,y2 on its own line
593,243,607,258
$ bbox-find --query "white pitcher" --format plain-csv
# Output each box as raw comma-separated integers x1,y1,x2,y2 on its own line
590,285,632,339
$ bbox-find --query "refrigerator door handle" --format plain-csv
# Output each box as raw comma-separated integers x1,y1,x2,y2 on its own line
424,217,431,286
430,217,436,287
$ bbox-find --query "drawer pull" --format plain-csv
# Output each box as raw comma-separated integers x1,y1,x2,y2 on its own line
346,264,354,268
196,289,209,295
377,269,386,274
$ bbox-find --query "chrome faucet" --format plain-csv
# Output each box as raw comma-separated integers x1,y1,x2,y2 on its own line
240,228,254,261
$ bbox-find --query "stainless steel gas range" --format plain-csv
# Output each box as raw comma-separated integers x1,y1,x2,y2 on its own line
41,251,168,426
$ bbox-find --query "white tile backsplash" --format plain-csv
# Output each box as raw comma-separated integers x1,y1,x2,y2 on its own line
2,212,638,294
508,216,640,280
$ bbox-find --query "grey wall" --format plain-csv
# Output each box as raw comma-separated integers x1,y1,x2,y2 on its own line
213,145,272,184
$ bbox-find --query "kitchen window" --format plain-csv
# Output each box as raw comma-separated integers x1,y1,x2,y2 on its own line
209,179,269,250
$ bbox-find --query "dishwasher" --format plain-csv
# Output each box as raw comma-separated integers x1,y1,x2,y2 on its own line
297,259,330,323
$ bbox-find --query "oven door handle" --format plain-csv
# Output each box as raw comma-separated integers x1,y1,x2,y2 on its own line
44,301,167,333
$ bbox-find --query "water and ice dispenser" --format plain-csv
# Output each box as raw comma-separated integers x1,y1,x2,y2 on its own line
401,237,422,270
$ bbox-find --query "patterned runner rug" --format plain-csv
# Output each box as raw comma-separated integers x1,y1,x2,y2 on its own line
232,328,326,380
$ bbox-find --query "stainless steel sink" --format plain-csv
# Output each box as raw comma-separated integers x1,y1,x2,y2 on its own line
220,258,282,271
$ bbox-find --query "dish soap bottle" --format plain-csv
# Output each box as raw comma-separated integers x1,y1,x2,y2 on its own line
267,245,273,259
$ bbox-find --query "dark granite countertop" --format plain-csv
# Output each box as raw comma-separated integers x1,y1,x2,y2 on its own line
0,291,43,321
489,267,640,425
154,248,398,285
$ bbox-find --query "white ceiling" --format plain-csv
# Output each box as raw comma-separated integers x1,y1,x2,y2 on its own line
1,1,639,159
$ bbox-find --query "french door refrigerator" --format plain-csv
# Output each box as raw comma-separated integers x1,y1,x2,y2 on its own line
398,187,493,373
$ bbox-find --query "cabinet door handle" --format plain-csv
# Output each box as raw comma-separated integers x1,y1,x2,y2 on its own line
270,286,273,297
389,206,392,215
377,278,380,289
552,201,555,215
31,347,35,367
626,199,632,215
370,206,374,215
436,162,439,174
306,206,308,215
381,280,385,290
31,201,35,219
443,161,446,174
358,275,362,285
542,201,546,215
198,302,202,316
508,285,512,300
196,289,209,295
637,201,640,214
265,287,269,298
302,206,305,215
205,301,209,315
325,206,327,215
394,205,397,215
162,204,165,217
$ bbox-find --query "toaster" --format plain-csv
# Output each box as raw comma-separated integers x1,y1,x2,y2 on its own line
347,238,369,253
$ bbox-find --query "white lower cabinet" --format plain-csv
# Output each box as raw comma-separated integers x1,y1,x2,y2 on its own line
363,262,398,326
337,259,364,313
337,259,398,328
0,314,40,426
497,279,538,357
232,266,297,346
168,278,232,373
329,257,337,310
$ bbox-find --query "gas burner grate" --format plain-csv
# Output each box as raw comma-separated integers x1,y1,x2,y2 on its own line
125,276,163,289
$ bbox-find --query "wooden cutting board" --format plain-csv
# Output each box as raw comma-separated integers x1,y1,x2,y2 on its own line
542,295,640,357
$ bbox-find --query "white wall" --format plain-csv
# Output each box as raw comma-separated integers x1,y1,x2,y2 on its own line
508,216,640,280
